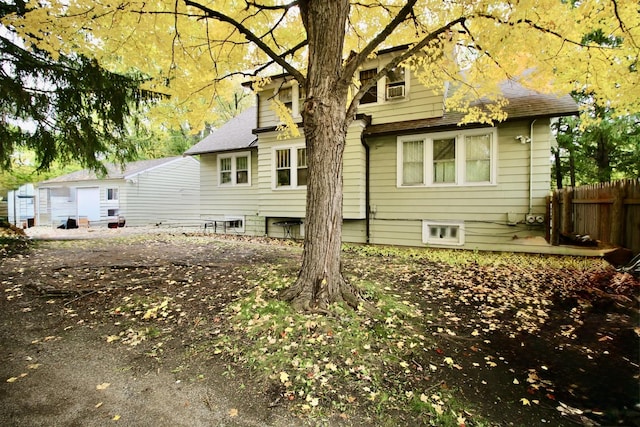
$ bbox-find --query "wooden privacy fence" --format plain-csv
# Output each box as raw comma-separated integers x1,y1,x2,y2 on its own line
549,179,640,253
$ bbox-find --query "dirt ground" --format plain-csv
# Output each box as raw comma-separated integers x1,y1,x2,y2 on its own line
0,226,638,426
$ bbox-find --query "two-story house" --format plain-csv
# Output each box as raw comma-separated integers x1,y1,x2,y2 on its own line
185,47,578,253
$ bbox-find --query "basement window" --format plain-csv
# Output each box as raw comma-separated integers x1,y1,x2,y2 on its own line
422,221,465,246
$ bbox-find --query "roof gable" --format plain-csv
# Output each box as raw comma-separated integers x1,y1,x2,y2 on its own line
40,156,196,184
184,107,258,156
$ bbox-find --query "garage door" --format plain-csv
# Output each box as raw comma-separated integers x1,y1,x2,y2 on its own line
76,187,100,221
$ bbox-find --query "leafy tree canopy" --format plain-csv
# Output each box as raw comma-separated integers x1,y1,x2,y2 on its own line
5,0,638,128
553,109,640,187
0,1,169,172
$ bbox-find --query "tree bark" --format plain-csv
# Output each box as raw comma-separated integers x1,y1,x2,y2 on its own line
279,0,361,310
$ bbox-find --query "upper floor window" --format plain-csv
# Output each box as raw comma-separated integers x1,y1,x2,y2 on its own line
219,152,251,186
397,129,496,187
359,68,378,104
274,145,307,189
386,67,406,100
276,84,305,117
107,188,118,201
278,86,293,111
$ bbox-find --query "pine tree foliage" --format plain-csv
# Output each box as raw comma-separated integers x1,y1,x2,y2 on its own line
0,2,158,172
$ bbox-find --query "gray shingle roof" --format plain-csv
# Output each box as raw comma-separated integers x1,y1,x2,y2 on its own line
184,107,258,155
40,156,191,183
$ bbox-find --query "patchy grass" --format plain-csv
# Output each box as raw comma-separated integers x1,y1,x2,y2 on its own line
211,242,638,426
212,262,494,425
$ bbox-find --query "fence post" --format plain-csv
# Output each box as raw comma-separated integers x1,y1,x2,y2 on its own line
545,195,551,243
551,190,561,246
610,181,625,246
561,188,573,235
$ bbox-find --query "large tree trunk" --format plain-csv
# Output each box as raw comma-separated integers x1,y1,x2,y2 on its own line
280,0,361,310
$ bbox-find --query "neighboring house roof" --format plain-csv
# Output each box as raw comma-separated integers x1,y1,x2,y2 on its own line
364,80,578,137
40,156,196,184
184,107,258,156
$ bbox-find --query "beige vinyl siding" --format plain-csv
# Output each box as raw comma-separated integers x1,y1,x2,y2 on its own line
198,151,263,235
122,158,200,226
343,121,367,219
257,93,279,128
256,85,304,129
257,120,367,219
258,133,307,218
367,119,552,251
342,219,367,243
256,57,445,130
356,68,444,124
355,54,444,124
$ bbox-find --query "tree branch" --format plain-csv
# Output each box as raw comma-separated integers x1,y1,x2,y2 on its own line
343,0,418,79
346,16,467,118
182,0,306,85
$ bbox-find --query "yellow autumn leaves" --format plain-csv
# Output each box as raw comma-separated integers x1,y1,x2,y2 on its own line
4,0,638,134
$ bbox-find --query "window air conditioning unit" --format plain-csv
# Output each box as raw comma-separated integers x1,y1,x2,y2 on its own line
386,85,405,99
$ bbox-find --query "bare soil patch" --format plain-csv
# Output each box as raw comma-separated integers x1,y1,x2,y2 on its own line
0,228,638,426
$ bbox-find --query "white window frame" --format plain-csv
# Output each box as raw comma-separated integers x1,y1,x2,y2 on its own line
397,128,498,188
422,220,465,246
357,65,410,106
224,215,245,233
275,84,304,118
385,66,408,100
218,151,251,187
106,188,119,201
272,144,307,190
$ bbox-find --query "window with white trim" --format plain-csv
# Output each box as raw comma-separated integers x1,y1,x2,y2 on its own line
422,221,465,246
276,84,305,117
397,129,497,187
385,67,406,100
225,215,245,233
107,188,118,200
359,68,378,104
278,86,293,110
274,146,307,189
218,152,251,186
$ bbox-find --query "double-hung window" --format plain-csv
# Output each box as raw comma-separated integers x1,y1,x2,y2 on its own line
359,68,378,104
278,86,293,111
274,146,308,189
107,188,118,201
218,152,251,186
386,67,406,99
397,129,496,187
276,84,305,117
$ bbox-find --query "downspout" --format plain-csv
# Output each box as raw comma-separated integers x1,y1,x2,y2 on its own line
529,119,537,214
360,135,371,244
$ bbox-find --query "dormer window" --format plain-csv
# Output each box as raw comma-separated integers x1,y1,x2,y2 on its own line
278,86,293,110
386,67,406,100
359,68,378,104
